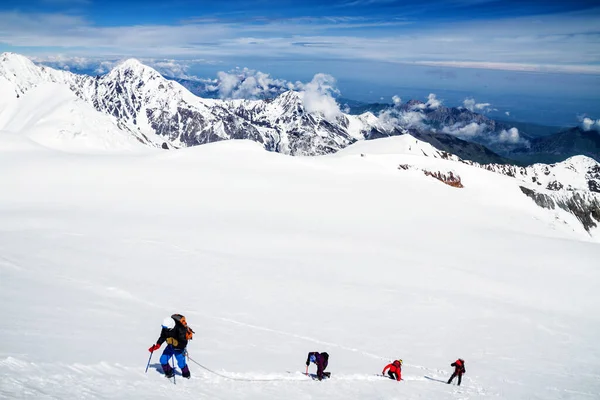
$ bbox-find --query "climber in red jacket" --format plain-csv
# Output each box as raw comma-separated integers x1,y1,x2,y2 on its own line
382,359,402,381
447,358,466,386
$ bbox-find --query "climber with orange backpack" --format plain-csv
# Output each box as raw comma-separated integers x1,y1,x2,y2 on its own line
148,314,195,379
382,359,403,381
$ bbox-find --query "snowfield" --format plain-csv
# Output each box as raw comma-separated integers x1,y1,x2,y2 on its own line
1,135,599,399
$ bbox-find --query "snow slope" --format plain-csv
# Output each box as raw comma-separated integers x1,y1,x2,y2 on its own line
335,134,460,160
1,136,599,399
0,83,148,152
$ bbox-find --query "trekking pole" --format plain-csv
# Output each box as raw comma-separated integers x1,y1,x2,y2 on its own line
306,365,309,375
145,351,154,373
171,350,176,385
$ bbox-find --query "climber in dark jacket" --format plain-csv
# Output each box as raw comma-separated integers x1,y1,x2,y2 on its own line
306,351,330,380
148,314,194,378
447,358,466,386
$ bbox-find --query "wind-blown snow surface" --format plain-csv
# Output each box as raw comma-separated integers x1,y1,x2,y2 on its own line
1,137,599,399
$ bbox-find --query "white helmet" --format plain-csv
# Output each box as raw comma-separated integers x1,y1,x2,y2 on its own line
162,316,175,329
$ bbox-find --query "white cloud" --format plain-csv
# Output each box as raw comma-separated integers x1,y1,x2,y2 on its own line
31,54,220,79
463,98,492,113
374,101,528,147
413,61,600,74
581,117,600,132
426,93,442,109
200,68,300,99
3,9,600,73
300,73,342,120
376,108,426,131
94,60,118,74
505,111,510,116
498,127,522,144
442,122,488,138
392,95,402,106
412,93,442,110
398,111,426,128
441,122,526,145
30,54,114,73
149,60,193,79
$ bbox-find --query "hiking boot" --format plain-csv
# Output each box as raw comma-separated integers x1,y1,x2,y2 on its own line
182,365,191,379
162,364,174,378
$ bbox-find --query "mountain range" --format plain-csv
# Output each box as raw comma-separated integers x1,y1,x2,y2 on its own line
1,52,598,166
511,126,600,164
1,51,599,235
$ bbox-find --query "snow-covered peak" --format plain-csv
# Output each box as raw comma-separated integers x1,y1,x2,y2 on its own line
275,90,302,104
106,58,162,81
524,155,600,192
114,58,145,70
357,111,379,126
0,52,81,95
272,90,304,114
335,134,460,161
0,53,45,91
111,58,153,75
553,155,599,171
0,52,38,70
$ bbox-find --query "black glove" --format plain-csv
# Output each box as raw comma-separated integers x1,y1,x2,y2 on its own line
306,361,310,366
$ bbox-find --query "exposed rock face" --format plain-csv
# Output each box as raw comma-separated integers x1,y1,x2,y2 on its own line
520,186,600,232
423,170,464,188
588,165,600,193
519,187,559,210
397,163,463,188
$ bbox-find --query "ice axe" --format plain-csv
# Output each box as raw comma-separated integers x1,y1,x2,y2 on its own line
145,351,153,373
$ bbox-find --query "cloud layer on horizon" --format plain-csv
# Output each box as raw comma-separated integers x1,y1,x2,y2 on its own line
2,7,600,74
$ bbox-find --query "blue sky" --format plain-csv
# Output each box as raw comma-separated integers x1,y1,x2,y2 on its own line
1,0,599,125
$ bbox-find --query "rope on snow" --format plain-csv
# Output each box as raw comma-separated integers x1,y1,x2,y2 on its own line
186,355,310,383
